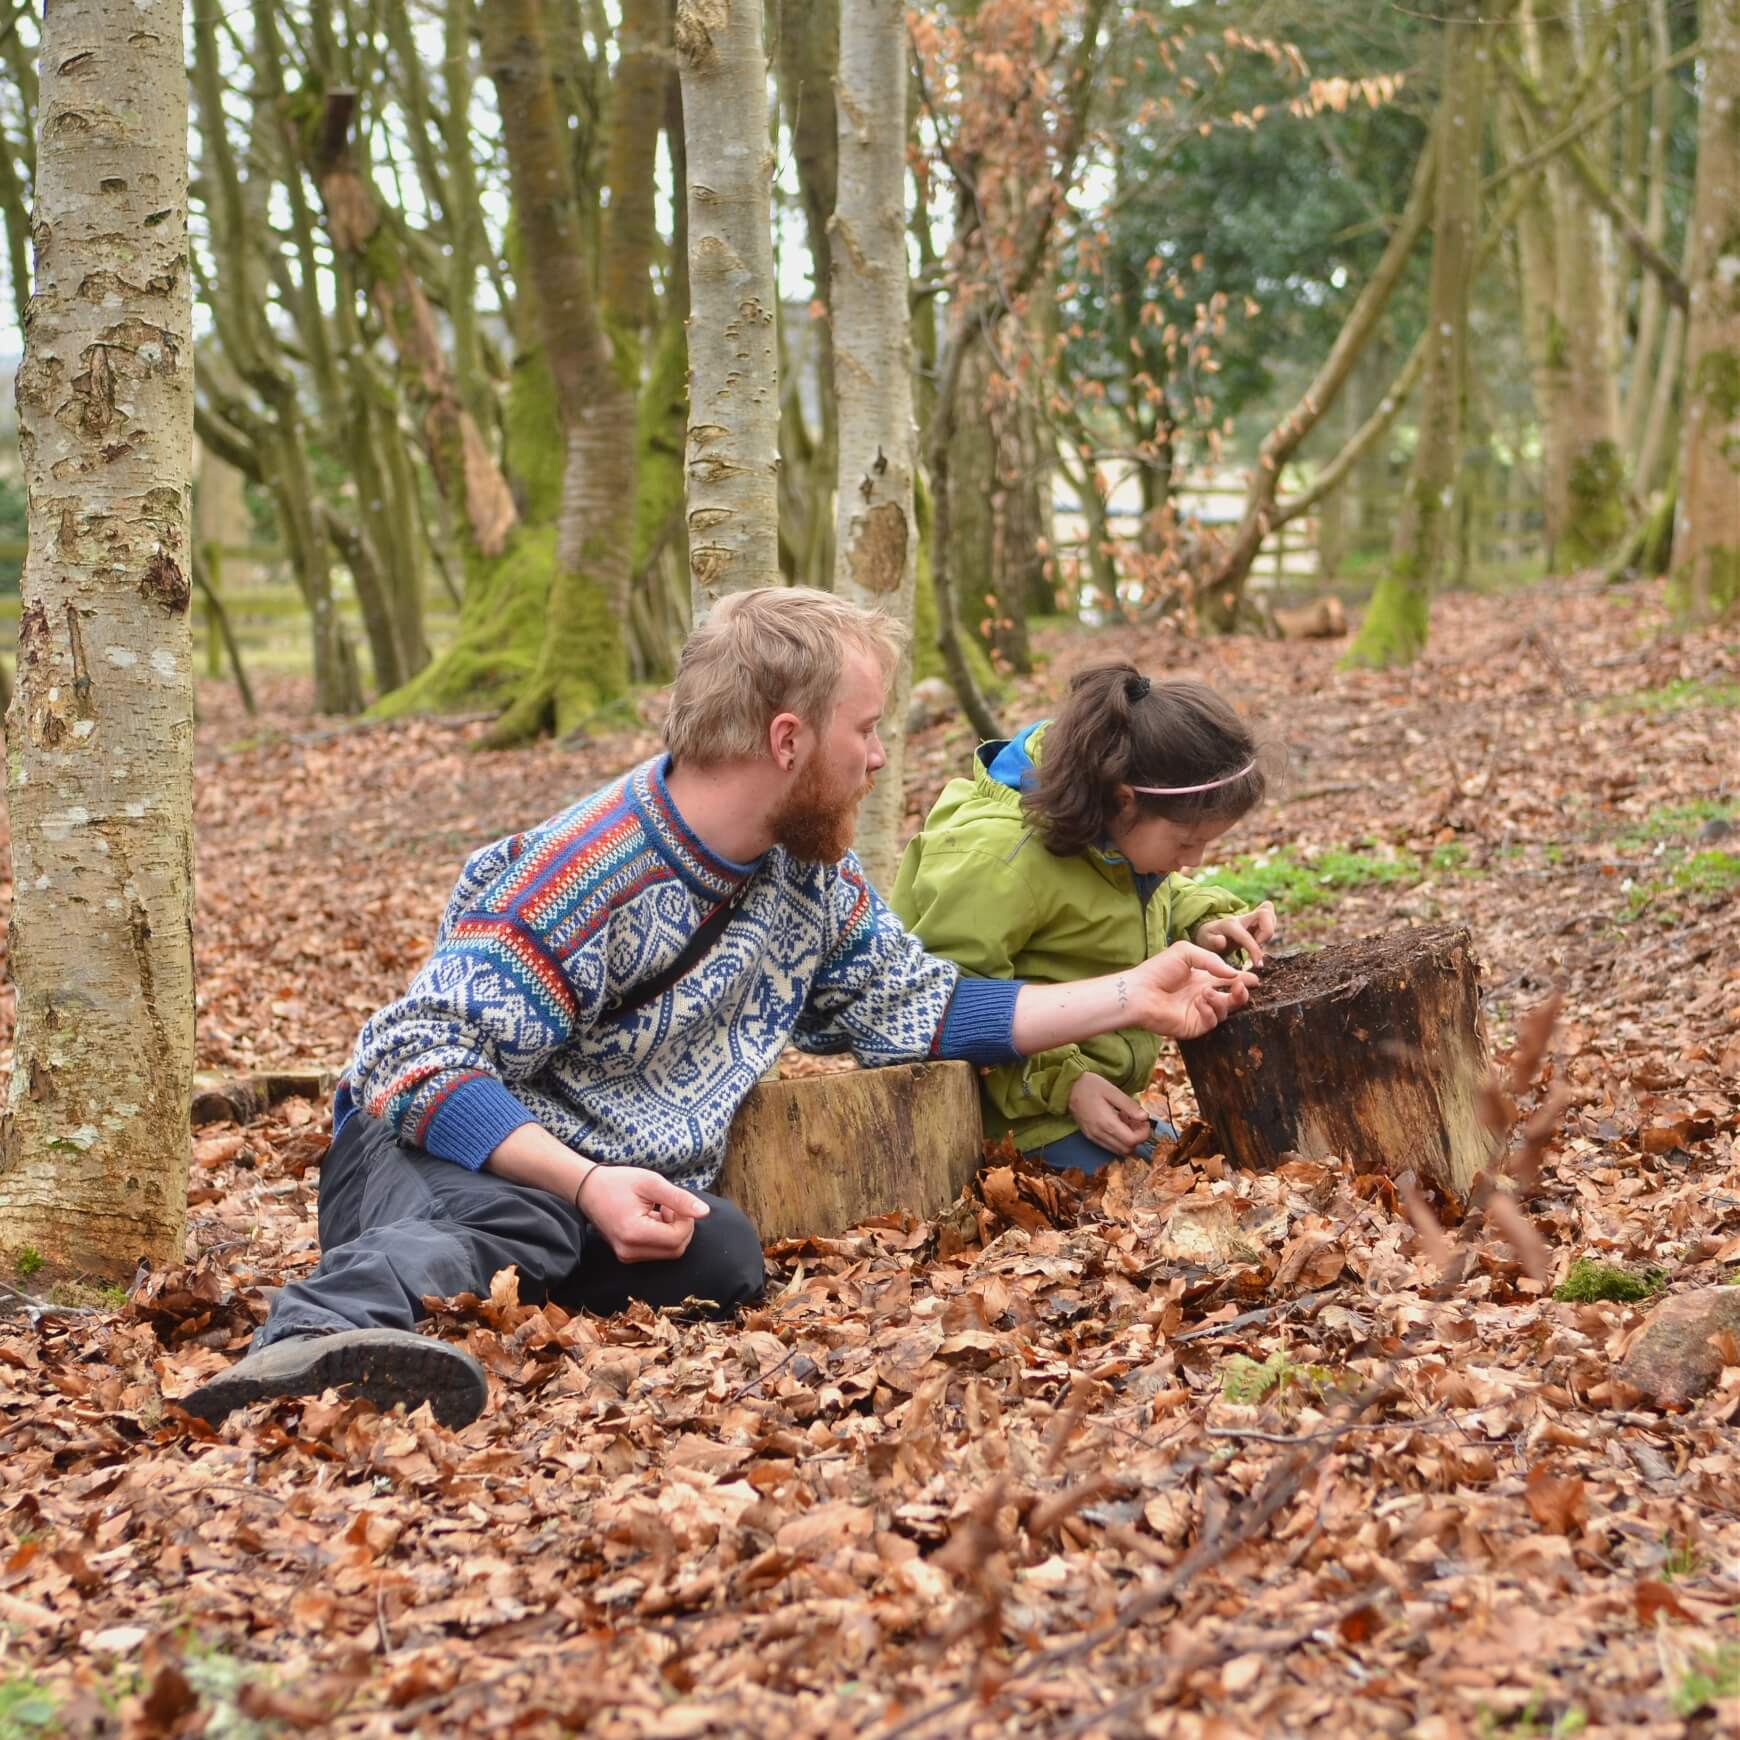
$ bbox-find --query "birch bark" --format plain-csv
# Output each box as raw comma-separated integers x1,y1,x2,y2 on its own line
832,0,914,890
3,0,195,1276
677,0,781,616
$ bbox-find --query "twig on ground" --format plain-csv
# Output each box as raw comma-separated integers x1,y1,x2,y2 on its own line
1171,1287,1339,1345
875,1379,1400,1738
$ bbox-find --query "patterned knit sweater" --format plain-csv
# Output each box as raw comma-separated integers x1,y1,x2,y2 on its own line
343,756,1023,1191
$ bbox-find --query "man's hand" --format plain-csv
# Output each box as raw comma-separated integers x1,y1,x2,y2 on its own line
1125,940,1257,1040
579,1165,711,1264
1068,1072,1152,1153
1193,901,1279,967
1009,941,1259,1056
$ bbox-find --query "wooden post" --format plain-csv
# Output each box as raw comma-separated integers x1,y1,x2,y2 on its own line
1179,924,1502,1197
717,1061,983,1241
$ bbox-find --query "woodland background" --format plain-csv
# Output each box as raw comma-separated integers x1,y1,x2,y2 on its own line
0,0,1737,1734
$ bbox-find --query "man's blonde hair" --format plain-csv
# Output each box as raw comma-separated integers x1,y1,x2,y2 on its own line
664,587,905,767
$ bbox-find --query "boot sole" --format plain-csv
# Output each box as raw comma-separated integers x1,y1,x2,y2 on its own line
181,1332,487,1429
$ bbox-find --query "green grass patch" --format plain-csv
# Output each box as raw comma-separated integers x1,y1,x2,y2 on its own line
13,1248,42,1281
1661,1534,1703,1582
1552,1257,1665,1304
1199,838,1476,918
1672,1642,1740,1716
1602,677,1740,716
1616,800,1738,849
1623,850,1740,922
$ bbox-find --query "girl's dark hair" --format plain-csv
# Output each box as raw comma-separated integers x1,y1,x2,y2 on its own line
1024,665,1269,856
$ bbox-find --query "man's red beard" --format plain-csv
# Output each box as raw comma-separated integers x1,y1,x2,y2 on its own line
768,749,874,864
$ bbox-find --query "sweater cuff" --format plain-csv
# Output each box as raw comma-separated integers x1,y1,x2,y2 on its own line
935,975,1024,1066
421,1074,537,1172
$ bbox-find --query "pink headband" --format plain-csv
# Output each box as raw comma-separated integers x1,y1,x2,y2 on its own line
1129,760,1257,796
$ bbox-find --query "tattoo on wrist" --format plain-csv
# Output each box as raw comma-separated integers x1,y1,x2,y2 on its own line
1116,976,1129,1012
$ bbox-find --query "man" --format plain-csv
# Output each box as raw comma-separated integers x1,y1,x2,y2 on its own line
185,589,1254,1429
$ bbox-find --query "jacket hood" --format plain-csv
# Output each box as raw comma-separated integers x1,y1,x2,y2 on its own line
981,721,1049,793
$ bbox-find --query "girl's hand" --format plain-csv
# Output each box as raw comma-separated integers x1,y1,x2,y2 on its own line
1068,1072,1153,1154
1194,901,1279,967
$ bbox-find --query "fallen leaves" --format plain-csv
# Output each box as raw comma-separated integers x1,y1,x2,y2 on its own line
0,581,1734,1732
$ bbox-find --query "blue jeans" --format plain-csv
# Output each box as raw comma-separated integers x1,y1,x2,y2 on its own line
1034,1119,1178,1175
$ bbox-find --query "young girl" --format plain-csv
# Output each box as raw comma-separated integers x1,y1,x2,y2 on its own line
891,665,1277,1173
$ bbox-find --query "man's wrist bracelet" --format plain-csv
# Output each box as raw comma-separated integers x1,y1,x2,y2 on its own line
574,1163,603,1213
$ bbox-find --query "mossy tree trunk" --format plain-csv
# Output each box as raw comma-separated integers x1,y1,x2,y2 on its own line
1346,0,1491,669
832,0,915,892
385,0,656,740
480,0,639,744
1671,0,1740,619
3,0,195,1278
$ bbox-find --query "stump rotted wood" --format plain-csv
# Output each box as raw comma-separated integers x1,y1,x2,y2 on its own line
1178,924,1502,1196
717,1061,983,1241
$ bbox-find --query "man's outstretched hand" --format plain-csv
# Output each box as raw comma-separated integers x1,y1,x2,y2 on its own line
579,1165,709,1263
1127,940,1258,1040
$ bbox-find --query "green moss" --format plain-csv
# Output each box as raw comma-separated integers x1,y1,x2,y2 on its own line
1544,311,1569,372
1559,440,1629,567
371,525,553,720
503,349,565,530
1666,544,1740,620
1693,348,1740,426
1552,1257,1664,1303
1343,572,1429,669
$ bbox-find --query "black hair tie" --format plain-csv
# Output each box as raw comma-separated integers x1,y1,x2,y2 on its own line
1125,675,1151,703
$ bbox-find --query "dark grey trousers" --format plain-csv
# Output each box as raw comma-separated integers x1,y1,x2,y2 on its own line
255,1112,766,1350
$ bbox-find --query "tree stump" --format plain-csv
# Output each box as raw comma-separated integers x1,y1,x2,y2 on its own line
1178,924,1502,1196
717,1061,983,1241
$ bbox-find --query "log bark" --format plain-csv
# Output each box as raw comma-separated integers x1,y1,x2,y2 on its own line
1178,925,1503,1198
717,1062,983,1241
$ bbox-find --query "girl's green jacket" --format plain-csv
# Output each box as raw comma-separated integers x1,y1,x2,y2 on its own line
890,724,1251,1153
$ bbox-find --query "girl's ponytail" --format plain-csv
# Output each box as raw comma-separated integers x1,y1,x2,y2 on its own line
1026,666,1269,855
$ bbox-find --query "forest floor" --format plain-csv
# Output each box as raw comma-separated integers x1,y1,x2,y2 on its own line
1,575,1738,1737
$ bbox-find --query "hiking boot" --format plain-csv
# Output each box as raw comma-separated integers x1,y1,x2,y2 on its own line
179,1328,488,1429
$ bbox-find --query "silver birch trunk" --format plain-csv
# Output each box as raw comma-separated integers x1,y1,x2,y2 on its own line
3,0,194,1277
831,0,914,892
1672,0,1740,617
676,0,780,619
